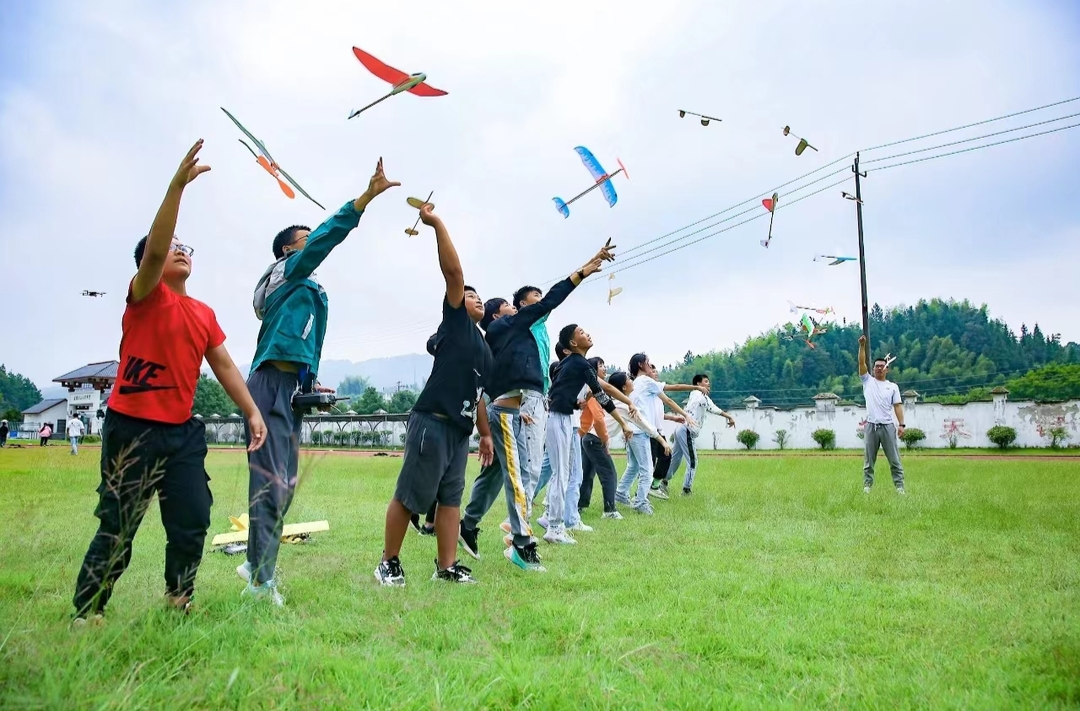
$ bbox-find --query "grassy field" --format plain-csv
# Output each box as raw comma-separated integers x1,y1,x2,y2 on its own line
1,447,1078,710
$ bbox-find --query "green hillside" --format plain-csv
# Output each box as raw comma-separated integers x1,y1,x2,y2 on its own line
661,299,1080,409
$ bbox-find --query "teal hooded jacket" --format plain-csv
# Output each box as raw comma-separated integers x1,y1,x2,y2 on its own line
250,201,363,378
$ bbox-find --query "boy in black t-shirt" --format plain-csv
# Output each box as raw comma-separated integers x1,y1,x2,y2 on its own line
376,205,494,586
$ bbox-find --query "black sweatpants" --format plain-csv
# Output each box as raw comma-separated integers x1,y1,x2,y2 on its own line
651,434,672,483
579,433,617,513
73,410,212,616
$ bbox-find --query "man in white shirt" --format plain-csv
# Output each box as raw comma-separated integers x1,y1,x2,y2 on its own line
661,374,735,496
617,353,702,510
859,335,906,494
67,415,85,456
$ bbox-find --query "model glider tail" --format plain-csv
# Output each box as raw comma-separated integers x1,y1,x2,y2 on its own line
553,197,570,218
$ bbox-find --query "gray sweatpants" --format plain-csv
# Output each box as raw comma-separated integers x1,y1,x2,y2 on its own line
245,365,304,585
664,425,699,490
462,403,534,547
863,422,905,489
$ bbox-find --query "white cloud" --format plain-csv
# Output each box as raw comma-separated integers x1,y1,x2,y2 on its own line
1,0,1079,387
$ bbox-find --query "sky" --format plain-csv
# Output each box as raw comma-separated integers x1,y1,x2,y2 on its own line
2,0,1079,390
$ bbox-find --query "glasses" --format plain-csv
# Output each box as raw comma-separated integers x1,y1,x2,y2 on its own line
170,243,195,257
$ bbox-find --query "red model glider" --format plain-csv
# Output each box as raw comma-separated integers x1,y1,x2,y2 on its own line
349,47,447,119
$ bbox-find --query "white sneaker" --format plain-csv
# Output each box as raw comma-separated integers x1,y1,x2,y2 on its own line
863,486,871,494
537,514,550,529
542,526,577,545
237,561,278,583
241,579,285,607
602,511,624,520
897,487,906,495
648,486,669,500
569,521,593,532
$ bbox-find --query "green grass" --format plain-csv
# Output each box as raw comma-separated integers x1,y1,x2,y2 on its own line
1,447,1078,710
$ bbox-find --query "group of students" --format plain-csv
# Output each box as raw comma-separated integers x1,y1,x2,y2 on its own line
68,138,739,625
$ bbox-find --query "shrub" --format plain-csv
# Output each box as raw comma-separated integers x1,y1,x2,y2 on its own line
311,431,323,445
900,427,926,449
736,429,760,450
811,429,836,450
986,425,1016,449
81,434,101,444
1047,426,1070,449
773,429,788,450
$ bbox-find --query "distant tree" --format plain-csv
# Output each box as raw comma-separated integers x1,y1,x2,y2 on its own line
337,375,372,397
2,407,22,423
683,350,695,366
387,389,418,414
355,386,387,415
1005,364,1080,401
0,364,42,413
192,374,237,416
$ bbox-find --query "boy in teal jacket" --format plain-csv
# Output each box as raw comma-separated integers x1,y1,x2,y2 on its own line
240,158,399,605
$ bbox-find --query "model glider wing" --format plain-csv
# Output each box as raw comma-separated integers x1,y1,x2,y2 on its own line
407,82,448,97
352,47,411,86
221,108,273,163
575,146,609,184
276,165,325,210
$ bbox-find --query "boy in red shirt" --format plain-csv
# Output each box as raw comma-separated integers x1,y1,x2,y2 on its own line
72,140,267,624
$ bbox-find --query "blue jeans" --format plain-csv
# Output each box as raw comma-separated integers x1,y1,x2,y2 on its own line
534,427,583,524
617,433,653,507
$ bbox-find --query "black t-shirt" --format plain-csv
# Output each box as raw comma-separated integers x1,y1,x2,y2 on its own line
413,296,493,434
548,353,615,415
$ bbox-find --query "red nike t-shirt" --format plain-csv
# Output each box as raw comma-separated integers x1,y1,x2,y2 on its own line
107,280,226,424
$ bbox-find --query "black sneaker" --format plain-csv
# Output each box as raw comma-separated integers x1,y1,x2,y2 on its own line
419,524,436,536
458,522,481,560
432,559,478,584
374,556,406,587
682,487,692,496
409,513,421,533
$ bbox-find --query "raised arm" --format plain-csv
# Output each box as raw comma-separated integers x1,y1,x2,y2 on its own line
858,334,869,376
419,206,465,308
285,158,399,282
515,239,617,329
659,391,696,430
132,139,210,302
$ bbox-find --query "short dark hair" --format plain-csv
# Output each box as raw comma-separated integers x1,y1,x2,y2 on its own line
480,298,506,331
463,285,478,296
608,371,629,392
513,286,541,309
555,342,570,360
629,353,649,377
134,236,149,267
273,225,310,260
558,324,578,350
874,357,888,365
692,373,709,385
587,356,604,371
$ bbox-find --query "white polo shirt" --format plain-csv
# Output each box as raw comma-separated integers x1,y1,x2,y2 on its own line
629,374,665,435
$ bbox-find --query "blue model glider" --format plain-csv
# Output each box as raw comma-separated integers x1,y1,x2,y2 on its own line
813,254,857,266
552,146,628,218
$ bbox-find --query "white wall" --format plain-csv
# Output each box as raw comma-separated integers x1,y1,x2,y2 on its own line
689,395,1080,450
19,402,70,438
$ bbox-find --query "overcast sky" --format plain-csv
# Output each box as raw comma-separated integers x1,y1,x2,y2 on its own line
2,0,1079,389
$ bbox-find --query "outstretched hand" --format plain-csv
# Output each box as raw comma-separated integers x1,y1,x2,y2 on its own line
593,238,616,263
170,139,211,190
858,334,867,345
365,157,400,198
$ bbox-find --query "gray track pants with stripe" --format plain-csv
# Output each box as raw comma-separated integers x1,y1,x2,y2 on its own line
461,403,534,547
863,422,905,489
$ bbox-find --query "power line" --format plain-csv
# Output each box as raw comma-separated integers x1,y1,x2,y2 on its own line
861,95,1080,152
871,121,1080,172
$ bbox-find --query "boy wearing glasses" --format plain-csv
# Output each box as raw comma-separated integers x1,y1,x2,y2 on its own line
73,140,267,625
240,158,400,605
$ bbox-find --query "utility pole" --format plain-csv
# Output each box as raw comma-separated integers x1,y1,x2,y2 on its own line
853,152,870,356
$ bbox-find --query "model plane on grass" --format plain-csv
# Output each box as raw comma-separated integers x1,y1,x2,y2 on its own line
552,146,628,218
349,47,447,119
220,107,325,210
211,513,329,548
